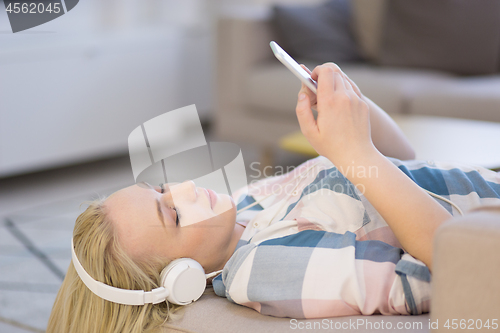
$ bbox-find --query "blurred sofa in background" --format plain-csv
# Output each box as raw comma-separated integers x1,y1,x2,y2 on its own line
214,0,500,164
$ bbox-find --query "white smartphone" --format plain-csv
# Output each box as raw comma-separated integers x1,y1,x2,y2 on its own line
270,41,317,94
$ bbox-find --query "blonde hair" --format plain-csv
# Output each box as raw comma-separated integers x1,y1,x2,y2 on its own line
47,199,182,333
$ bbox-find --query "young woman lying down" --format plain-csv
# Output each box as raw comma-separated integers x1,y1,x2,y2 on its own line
47,63,500,333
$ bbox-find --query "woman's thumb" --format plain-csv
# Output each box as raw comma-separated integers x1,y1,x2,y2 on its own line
296,92,316,136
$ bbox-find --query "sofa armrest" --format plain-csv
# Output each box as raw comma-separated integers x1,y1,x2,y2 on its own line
216,7,276,120
431,206,500,332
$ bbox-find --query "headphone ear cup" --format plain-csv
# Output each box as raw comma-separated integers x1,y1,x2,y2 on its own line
160,258,206,305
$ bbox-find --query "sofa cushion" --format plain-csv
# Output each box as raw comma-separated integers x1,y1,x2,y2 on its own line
379,0,500,75
244,63,452,117
350,0,388,61
271,0,363,64
166,287,430,332
408,76,500,123
244,62,305,120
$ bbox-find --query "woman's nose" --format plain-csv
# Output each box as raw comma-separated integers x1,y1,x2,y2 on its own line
164,180,196,201
176,180,196,194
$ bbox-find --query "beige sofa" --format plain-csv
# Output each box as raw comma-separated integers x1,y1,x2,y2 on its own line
165,205,500,332
431,206,500,332
213,4,500,165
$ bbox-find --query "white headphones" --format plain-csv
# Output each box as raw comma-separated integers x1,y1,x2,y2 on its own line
71,239,221,306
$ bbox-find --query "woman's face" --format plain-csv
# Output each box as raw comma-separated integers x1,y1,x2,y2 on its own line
104,181,239,273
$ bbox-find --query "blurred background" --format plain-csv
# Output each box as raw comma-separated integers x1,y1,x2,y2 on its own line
1,0,499,331
0,0,220,178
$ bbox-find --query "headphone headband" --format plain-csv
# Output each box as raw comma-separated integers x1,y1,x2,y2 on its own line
71,239,170,305
71,239,210,306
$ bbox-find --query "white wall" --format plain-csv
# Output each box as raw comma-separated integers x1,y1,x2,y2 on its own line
0,0,215,176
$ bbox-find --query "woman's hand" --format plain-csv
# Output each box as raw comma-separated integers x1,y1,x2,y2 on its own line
298,63,415,160
296,65,448,270
295,63,376,165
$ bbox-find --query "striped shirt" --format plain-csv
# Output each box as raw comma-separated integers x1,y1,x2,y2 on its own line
213,156,500,318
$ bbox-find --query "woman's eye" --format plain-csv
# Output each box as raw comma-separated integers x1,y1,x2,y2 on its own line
173,207,180,226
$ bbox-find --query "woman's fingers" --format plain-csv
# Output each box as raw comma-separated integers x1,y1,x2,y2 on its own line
300,65,318,105
311,63,363,97
333,71,347,91
295,62,374,161
296,89,318,137
311,62,341,81
315,66,338,98
313,64,347,96
343,76,356,94
300,64,312,75
345,76,362,98
299,81,317,106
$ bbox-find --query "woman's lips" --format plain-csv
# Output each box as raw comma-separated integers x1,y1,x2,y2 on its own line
207,189,217,209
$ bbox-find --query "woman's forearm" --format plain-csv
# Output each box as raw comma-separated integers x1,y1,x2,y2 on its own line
328,148,451,270
364,96,416,160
